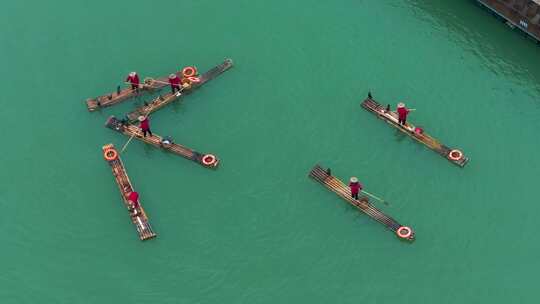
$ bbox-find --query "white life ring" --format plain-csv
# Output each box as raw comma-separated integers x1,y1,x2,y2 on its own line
396,226,412,239
201,154,217,167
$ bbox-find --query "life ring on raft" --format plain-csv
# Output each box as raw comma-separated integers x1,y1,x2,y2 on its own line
201,154,217,166
103,148,118,161
188,76,201,84
182,66,197,78
448,149,463,161
396,226,412,239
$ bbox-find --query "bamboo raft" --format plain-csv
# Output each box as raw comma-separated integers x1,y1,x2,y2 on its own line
102,144,156,241
361,95,469,167
105,116,220,169
86,70,184,112
309,165,415,241
125,59,233,123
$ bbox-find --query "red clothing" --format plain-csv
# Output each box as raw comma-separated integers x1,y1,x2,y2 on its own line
140,118,150,131
128,191,139,208
349,182,363,195
126,74,140,85
397,107,409,120
169,76,180,86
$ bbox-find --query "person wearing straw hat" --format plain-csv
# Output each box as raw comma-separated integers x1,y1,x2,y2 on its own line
349,177,363,200
138,115,152,137
126,71,140,92
168,73,181,94
397,102,410,126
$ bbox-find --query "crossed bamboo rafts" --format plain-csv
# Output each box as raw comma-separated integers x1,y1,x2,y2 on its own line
91,59,232,168
86,59,232,112
125,59,232,123
90,59,233,240
86,72,179,111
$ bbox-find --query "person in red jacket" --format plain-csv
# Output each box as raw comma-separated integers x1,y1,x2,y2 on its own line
126,72,140,92
138,115,152,137
127,191,140,209
349,177,363,200
397,102,410,126
168,73,181,94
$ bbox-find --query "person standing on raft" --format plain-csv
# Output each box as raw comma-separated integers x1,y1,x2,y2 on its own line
138,116,152,137
126,72,140,92
127,191,140,213
397,102,410,126
168,73,181,94
349,177,363,200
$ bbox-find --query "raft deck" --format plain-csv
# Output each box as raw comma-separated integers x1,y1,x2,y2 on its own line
125,59,233,123
102,144,156,241
105,116,220,169
361,96,469,167
86,70,185,112
309,165,415,241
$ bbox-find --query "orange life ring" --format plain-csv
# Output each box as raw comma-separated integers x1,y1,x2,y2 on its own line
188,76,201,83
182,66,197,78
448,149,463,161
103,148,118,161
396,226,412,239
201,154,217,166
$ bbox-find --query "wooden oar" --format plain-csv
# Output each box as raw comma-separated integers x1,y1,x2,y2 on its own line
150,79,171,85
120,134,136,153
123,81,161,88
124,82,143,87
361,190,389,206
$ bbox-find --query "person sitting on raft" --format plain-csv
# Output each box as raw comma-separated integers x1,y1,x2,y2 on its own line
168,74,181,94
349,177,363,200
126,72,140,92
138,115,152,137
127,191,140,214
397,102,410,126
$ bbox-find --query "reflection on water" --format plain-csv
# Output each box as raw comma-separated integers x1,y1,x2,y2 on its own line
404,0,540,93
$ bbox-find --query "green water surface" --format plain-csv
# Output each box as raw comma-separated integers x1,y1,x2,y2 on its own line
1,0,540,303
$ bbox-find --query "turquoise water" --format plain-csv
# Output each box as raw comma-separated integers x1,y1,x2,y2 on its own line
1,0,540,303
